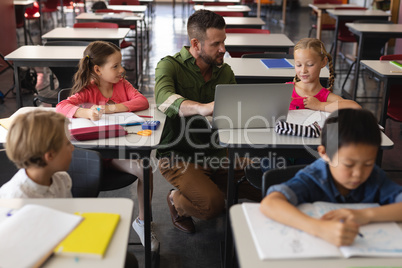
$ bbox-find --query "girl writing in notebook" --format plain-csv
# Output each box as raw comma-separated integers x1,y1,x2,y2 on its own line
290,38,360,112
56,41,159,252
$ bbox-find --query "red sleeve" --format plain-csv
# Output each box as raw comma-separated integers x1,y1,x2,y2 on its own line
55,88,96,118
114,79,149,112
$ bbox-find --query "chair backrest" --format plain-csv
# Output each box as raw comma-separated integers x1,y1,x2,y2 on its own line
225,28,270,34
68,148,102,197
0,150,19,187
380,54,402,61
58,88,71,103
0,148,102,197
73,22,119,28
109,0,140,5
215,11,244,17
241,53,294,59
262,165,307,197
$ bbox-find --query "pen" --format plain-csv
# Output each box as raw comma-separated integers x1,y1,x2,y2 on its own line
138,115,153,118
390,70,402,73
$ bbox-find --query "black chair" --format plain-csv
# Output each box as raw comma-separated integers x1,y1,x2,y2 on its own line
261,165,307,197
241,53,294,59
0,148,102,197
34,41,91,107
58,88,138,192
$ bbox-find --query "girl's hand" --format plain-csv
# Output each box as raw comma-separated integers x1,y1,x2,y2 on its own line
303,96,321,110
317,219,360,246
89,105,105,121
321,209,370,225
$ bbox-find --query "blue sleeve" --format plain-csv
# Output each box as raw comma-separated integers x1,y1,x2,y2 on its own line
375,167,402,204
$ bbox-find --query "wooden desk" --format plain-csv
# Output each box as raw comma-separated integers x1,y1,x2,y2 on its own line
0,105,166,268
42,27,130,46
0,198,133,268
4,45,86,108
326,9,390,71
223,16,265,29
361,60,402,128
193,4,251,15
308,3,358,40
218,110,394,268
224,58,329,85
230,204,402,267
345,23,402,101
225,33,294,55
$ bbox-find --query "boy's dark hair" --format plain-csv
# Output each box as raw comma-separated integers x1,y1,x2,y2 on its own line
91,1,107,12
187,10,226,42
321,109,381,159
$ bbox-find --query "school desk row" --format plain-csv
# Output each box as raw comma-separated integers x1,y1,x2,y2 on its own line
0,105,395,268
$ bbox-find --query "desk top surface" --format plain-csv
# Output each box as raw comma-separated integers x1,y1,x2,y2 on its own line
308,3,359,10
0,106,166,149
345,23,402,33
225,33,294,47
4,46,86,61
76,12,145,21
230,204,402,268
223,16,265,26
42,27,130,40
361,60,402,77
0,198,133,268
224,58,329,78
327,9,390,16
106,4,147,12
13,0,35,6
193,4,251,12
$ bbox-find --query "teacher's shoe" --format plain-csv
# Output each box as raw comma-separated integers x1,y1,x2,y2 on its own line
167,190,195,233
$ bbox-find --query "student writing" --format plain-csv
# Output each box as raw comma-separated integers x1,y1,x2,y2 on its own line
260,109,402,246
290,38,361,112
56,41,159,252
0,111,73,198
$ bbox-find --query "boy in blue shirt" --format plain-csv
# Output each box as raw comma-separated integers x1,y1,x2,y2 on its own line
260,108,402,246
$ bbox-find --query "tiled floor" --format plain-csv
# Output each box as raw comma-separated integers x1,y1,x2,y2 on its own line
0,3,402,267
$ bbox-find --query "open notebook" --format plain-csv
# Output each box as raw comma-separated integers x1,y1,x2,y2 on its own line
69,112,145,129
242,202,402,260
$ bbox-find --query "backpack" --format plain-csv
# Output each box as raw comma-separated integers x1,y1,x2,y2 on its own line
19,67,38,93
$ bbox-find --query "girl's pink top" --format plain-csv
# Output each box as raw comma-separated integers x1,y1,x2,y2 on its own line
288,82,331,110
56,79,149,118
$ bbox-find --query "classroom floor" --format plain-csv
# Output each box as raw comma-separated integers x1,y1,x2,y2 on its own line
1,3,402,267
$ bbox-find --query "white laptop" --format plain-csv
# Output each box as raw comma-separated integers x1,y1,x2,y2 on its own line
212,83,293,129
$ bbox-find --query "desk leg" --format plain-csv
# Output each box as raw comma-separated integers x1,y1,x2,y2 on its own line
332,18,340,72
143,156,152,268
379,78,390,128
224,149,235,268
316,10,322,40
281,0,287,25
351,34,364,101
14,66,22,109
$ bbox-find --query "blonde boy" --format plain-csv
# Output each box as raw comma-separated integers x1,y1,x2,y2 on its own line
0,110,74,198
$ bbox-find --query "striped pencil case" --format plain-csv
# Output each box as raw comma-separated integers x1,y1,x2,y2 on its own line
275,121,321,138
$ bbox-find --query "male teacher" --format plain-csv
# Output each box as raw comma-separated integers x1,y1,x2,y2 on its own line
155,10,257,234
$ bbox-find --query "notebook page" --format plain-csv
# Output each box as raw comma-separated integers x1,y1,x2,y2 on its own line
0,204,82,268
242,202,341,260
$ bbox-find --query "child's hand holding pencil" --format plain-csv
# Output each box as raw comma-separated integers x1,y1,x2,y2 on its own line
89,105,105,121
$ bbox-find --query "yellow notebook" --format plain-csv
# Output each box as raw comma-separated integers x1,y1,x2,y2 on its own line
54,212,120,259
